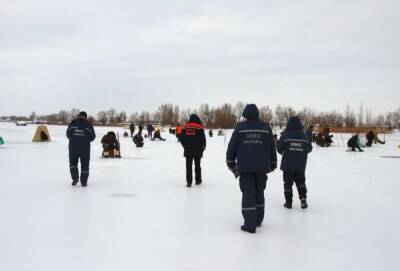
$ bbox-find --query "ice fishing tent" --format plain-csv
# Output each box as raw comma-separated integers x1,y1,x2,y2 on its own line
32,125,51,142
0,136,4,145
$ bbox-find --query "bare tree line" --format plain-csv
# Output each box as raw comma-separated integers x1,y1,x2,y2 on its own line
1,102,399,129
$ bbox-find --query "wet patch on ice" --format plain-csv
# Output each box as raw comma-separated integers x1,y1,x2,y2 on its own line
119,157,153,160
380,156,400,159
108,192,135,198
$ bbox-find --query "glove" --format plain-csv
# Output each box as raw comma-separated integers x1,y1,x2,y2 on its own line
227,161,239,179
227,161,236,169
229,166,239,179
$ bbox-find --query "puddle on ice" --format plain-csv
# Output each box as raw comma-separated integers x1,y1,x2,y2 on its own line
108,193,135,198
99,157,152,160
120,157,153,160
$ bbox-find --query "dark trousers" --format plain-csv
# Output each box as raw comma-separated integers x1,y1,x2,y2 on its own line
283,171,307,202
69,153,90,185
186,157,201,185
239,173,267,229
151,135,165,141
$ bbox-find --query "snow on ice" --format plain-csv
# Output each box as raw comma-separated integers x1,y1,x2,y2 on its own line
0,123,399,271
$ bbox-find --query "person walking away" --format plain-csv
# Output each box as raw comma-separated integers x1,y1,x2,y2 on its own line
180,115,206,187
226,104,277,234
147,124,155,139
277,116,312,210
129,122,135,137
66,111,96,187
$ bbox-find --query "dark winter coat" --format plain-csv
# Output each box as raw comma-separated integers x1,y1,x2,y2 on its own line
226,104,277,173
347,134,361,148
180,114,206,158
66,117,96,156
277,116,312,172
133,126,144,147
366,131,375,146
129,123,135,133
147,125,155,133
101,131,119,151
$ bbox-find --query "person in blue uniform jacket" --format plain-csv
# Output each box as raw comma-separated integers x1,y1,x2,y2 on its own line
277,116,312,209
66,111,96,187
226,104,277,234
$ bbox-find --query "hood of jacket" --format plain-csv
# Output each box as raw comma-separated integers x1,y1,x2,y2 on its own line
242,104,259,120
286,116,304,130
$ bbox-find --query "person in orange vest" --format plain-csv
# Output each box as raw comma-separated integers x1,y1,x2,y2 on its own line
175,123,183,142
180,115,206,187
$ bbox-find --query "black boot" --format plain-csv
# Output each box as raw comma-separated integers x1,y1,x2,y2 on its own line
300,198,308,209
72,179,79,186
186,183,192,188
195,179,202,185
241,225,256,234
284,201,292,209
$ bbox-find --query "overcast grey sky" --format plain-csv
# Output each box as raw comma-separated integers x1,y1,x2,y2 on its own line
0,0,399,116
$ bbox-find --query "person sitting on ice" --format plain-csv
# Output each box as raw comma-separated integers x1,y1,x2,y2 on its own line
322,126,333,146
101,131,121,158
209,129,213,137
123,131,129,137
347,134,364,152
133,125,144,147
366,131,385,147
151,128,166,141
315,133,325,147
315,131,332,147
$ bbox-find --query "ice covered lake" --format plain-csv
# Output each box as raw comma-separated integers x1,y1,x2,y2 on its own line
0,122,399,271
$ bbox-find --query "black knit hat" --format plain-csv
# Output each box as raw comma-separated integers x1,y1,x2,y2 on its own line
188,114,202,125
78,111,88,119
